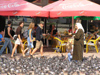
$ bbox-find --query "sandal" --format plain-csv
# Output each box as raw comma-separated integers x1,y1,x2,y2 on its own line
41,56,44,58
22,54,25,57
28,55,33,58
10,56,14,58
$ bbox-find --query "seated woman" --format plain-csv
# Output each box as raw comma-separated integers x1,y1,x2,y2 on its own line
50,25,58,36
48,24,58,45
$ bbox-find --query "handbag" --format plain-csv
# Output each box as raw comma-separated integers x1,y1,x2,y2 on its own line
13,35,18,40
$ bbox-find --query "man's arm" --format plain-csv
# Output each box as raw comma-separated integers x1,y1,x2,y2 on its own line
93,30,99,35
18,34,22,43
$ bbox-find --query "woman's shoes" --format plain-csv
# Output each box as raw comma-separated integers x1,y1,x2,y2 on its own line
41,56,44,59
30,55,33,58
28,55,33,58
11,53,26,58
22,54,25,57
10,55,14,58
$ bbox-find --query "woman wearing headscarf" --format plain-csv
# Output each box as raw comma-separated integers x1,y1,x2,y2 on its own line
72,23,84,61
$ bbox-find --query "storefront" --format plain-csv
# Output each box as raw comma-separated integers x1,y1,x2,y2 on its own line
26,0,59,6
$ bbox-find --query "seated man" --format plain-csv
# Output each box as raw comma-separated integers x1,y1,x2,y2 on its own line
50,25,58,36
93,26,100,38
0,31,5,45
68,27,72,33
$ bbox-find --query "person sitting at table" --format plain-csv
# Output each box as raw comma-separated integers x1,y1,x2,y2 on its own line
49,24,58,45
93,25,100,38
93,25,100,47
0,31,6,54
50,25,58,36
89,24,95,33
68,27,76,34
68,27,72,33
0,31,5,45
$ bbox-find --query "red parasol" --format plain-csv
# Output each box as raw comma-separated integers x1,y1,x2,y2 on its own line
0,0,49,17
43,1,63,10
49,0,100,17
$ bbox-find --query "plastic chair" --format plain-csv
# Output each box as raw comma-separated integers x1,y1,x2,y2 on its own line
85,33,94,42
22,38,27,43
85,33,94,50
0,41,8,54
24,40,28,50
86,37,100,53
53,37,66,53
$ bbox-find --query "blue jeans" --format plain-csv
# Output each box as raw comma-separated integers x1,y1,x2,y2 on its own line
0,38,12,55
68,53,72,62
27,37,34,48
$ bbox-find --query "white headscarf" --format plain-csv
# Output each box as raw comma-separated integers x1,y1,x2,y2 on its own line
75,23,84,33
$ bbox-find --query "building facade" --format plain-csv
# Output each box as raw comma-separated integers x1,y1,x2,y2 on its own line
26,0,59,6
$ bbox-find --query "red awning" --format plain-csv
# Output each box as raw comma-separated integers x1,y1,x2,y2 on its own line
0,0,49,17
49,0,100,17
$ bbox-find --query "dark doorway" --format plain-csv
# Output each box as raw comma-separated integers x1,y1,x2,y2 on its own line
0,16,6,32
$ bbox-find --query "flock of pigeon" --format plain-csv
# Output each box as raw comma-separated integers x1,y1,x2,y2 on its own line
0,55,100,75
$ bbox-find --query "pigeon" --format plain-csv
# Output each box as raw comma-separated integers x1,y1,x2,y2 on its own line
0,54,100,74
53,47,62,53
